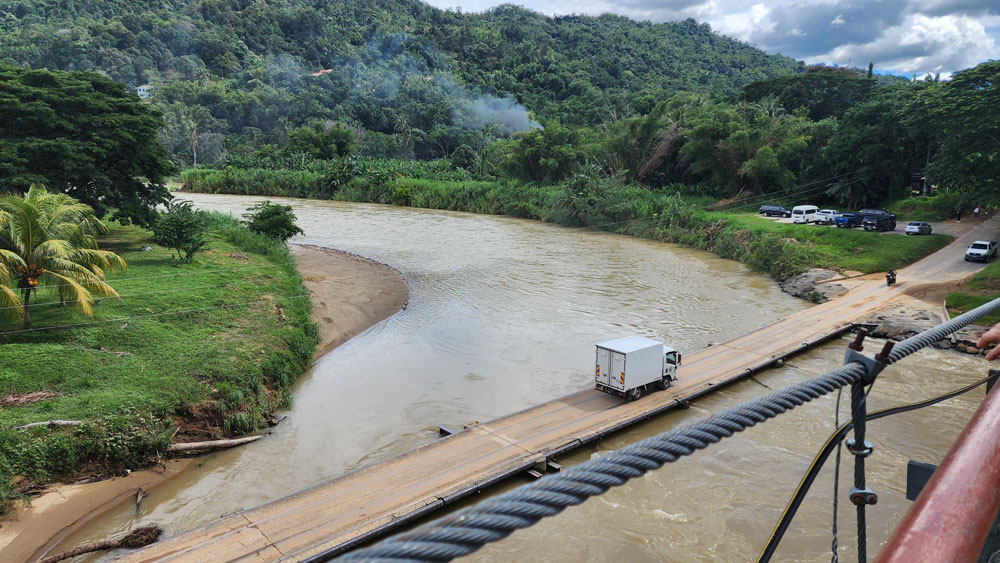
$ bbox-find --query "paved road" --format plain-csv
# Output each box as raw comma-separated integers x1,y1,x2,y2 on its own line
117,218,999,562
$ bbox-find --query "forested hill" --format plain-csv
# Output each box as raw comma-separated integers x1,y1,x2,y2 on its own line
0,0,802,163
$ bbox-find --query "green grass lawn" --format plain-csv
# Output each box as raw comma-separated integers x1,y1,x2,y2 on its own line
0,216,316,508
947,261,1000,325
715,211,952,273
945,293,1000,326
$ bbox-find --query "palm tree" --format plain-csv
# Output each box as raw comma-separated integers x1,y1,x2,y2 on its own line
0,247,23,324
0,185,126,329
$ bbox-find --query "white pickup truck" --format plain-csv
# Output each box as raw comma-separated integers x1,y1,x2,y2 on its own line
594,336,680,401
813,209,841,225
966,240,998,262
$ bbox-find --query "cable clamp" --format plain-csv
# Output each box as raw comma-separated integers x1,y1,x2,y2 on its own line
846,437,873,457
843,329,895,385
849,487,878,506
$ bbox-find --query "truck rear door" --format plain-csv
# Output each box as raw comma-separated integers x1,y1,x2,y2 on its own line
610,351,626,391
595,347,611,386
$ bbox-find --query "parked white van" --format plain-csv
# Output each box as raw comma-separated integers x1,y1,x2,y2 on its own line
791,205,819,224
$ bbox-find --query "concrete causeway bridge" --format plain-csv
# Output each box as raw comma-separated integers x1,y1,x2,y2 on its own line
117,219,996,562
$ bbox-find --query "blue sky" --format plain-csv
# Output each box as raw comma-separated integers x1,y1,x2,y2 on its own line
422,0,1000,78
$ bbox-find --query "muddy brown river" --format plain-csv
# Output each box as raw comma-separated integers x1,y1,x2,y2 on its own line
48,195,992,561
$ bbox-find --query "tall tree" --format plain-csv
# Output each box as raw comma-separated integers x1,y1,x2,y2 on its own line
0,186,126,329
741,65,875,121
0,65,174,227
920,61,1000,196
818,86,918,208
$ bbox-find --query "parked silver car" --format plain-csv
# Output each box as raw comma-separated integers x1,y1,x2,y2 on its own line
904,221,932,235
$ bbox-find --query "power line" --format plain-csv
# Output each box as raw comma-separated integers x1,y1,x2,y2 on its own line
726,165,887,208
724,168,888,212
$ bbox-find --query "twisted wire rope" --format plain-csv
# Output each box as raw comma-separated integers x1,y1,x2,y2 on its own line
337,363,867,562
888,296,1000,363
336,296,1000,562
850,382,868,563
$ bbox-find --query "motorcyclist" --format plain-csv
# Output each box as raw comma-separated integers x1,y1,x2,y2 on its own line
886,268,896,286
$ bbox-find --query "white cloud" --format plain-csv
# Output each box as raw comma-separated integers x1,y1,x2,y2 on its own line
710,2,775,42
807,13,1000,76
419,0,1000,77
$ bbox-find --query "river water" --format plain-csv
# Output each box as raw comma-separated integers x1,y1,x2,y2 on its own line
51,194,992,561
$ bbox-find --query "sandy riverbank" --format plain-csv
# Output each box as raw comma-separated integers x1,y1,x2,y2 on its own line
293,244,409,360
0,244,409,562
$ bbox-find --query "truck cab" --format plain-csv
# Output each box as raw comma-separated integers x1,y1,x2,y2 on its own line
595,336,680,401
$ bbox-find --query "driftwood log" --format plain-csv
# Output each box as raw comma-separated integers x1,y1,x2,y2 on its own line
167,435,261,452
38,525,162,563
14,420,82,430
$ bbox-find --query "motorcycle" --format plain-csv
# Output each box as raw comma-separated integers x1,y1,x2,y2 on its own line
886,271,897,286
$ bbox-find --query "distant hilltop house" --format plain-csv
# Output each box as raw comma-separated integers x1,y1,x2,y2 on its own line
136,84,153,99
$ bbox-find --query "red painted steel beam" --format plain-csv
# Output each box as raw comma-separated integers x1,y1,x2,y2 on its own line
876,384,1000,563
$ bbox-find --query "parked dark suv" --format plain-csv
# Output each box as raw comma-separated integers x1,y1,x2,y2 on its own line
859,209,897,232
759,204,791,217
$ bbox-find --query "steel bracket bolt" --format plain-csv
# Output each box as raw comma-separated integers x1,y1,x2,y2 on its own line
849,487,878,506
846,437,874,457
845,334,894,385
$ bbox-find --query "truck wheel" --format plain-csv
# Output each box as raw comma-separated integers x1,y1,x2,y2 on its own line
657,377,670,390
627,387,642,401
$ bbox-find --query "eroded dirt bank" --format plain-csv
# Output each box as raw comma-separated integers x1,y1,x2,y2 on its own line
0,244,409,562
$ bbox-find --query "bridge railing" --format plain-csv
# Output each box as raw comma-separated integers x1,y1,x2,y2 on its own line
875,371,1000,563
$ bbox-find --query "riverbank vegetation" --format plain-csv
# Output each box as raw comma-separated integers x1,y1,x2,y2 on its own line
184,168,949,279
946,262,1000,325
0,212,317,512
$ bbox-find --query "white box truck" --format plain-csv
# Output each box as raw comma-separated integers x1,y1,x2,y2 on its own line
594,335,680,401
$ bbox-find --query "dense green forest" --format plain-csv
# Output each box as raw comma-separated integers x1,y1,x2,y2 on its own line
180,61,1000,210
0,0,801,164
0,0,997,210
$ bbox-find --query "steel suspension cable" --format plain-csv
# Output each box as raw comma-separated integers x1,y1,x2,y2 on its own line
333,362,867,562
335,297,1000,563
887,298,1000,364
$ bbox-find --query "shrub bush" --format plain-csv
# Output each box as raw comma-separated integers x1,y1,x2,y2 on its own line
153,199,208,263
242,201,304,242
